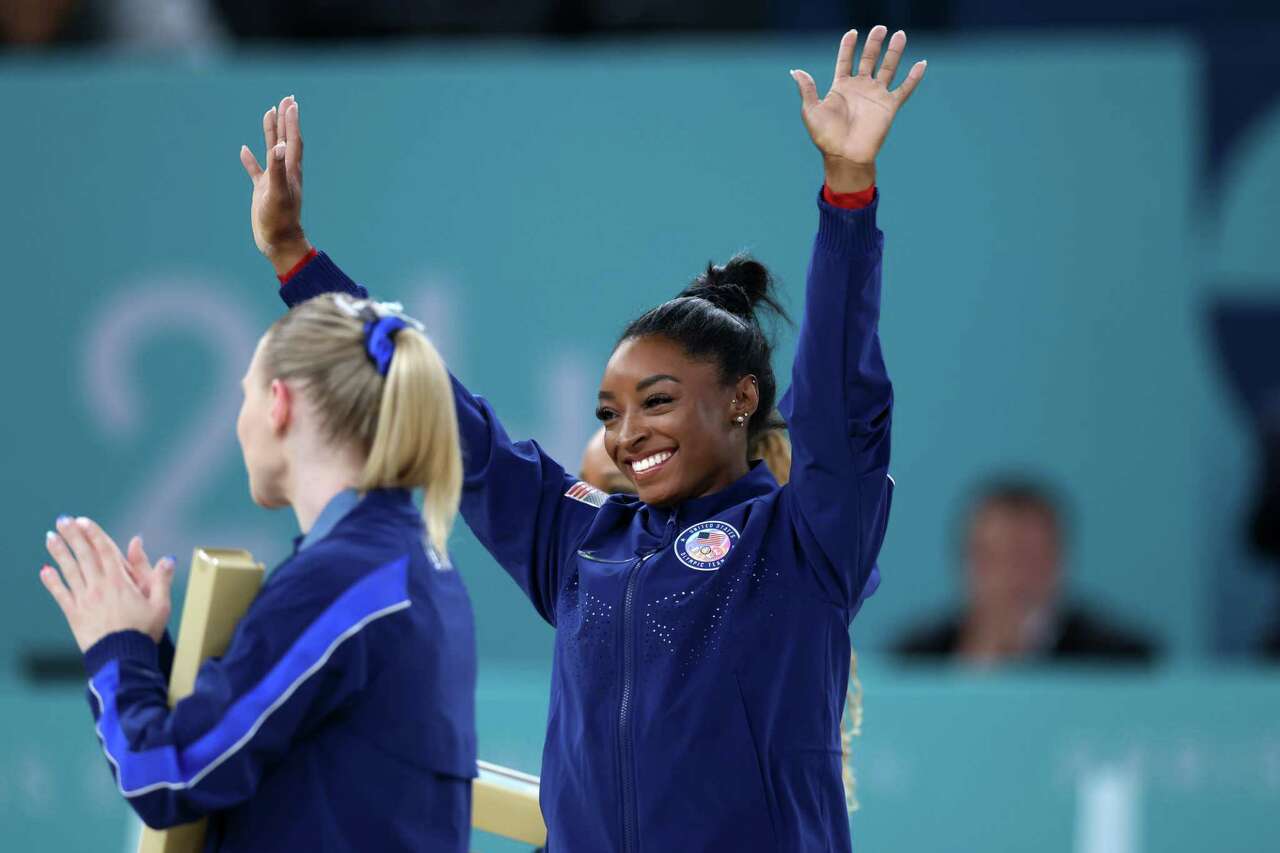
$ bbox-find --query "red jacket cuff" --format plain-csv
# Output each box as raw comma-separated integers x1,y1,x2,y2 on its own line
277,247,320,285
822,183,876,210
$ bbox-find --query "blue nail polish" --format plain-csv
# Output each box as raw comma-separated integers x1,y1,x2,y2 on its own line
55,515,71,525
163,555,178,565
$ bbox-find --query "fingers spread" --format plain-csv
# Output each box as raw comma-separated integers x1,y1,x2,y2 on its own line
46,523,83,595
150,557,177,606
240,145,263,180
40,565,75,616
268,140,287,184
57,516,101,583
894,59,927,104
78,517,134,589
263,106,278,154
875,30,907,86
276,95,291,149
832,29,857,87
857,24,888,77
126,535,153,595
791,69,820,109
285,100,303,179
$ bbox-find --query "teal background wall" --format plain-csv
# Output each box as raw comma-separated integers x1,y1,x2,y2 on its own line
1,32,1277,850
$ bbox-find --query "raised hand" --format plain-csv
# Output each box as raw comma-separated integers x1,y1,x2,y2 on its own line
240,95,313,276
40,517,175,652
791,27,927,192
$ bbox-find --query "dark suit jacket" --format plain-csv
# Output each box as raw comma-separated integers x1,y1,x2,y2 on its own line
894,605,1157,663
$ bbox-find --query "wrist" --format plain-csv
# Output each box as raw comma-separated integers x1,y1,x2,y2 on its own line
823,156,876,194
83,629,158,677
265,234,314,277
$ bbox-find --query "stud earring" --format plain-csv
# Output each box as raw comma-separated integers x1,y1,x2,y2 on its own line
734,414,747,426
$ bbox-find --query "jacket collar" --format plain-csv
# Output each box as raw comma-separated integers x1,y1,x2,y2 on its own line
293,487,417,553
639,460,779,531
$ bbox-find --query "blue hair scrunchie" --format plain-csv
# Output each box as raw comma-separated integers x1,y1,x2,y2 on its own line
363,315,409,376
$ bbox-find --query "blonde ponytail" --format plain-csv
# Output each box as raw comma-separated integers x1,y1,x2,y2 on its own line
360,328,462,557
749,425,792,485
840,649,862,813
262,294,462,557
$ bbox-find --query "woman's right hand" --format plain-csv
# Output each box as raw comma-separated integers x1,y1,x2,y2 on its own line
240,95,313,276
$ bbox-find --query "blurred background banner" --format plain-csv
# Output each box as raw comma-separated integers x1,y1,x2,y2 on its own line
2,1,1278,850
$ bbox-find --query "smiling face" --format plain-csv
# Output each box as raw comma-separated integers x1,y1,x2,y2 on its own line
596,335,757,506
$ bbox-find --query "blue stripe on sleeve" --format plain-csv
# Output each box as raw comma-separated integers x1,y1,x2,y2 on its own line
88,555,411,797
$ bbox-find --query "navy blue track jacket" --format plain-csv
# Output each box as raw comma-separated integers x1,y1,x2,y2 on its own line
281,192,894,852
82,488,478,852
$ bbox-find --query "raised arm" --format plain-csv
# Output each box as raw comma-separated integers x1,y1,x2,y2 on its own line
237,99,598,623
781,28,925,610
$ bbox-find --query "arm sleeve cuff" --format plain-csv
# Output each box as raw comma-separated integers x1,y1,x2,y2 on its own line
84,630,159,678
815,188,882,255
277,251,368,307
822,183,876,210
276,247,319,284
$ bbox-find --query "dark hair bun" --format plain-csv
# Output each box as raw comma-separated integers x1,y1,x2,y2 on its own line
619,253,792,444
679,253,788,326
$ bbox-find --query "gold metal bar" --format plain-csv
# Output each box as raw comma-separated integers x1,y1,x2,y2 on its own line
137,548,264,853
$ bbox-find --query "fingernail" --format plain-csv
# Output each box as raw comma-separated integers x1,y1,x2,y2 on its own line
46,530,56,541
163,555,177,567
55,515,71,525
76,517,90,527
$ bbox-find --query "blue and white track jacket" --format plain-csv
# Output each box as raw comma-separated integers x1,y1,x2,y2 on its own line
281,192,893,852
82,488,478,852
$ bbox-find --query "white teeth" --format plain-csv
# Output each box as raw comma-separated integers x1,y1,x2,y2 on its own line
632,451,673,473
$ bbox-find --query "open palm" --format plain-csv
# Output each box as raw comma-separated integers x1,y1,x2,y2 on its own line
792,27,926,169
240,95,310,270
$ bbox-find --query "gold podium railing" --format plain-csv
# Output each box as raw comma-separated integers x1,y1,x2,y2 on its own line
473,760,546,847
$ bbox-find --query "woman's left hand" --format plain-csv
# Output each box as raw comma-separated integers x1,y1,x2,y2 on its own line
791,26,927,192
40,517,175,653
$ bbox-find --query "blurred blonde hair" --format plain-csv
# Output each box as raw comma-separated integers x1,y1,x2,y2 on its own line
749,426,792,485
262,294,462,557
750,420,861,813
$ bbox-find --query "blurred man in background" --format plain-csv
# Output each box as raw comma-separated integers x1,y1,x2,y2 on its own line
895,478,1157,665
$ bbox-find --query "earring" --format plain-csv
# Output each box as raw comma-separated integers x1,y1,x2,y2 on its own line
734,414,747,426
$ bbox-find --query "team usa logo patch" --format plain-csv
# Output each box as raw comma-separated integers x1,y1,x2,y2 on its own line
674,521,740,571
564,481,609,508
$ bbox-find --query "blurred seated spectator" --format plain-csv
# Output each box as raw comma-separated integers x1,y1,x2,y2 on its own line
1,0,221,50
894,477,1157,665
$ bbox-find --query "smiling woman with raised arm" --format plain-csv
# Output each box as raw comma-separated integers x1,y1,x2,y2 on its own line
241,26,924,853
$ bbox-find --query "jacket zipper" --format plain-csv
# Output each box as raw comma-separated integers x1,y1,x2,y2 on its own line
619,515,677,853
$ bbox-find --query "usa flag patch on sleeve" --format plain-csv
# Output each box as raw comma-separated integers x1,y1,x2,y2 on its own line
565,481,608,508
